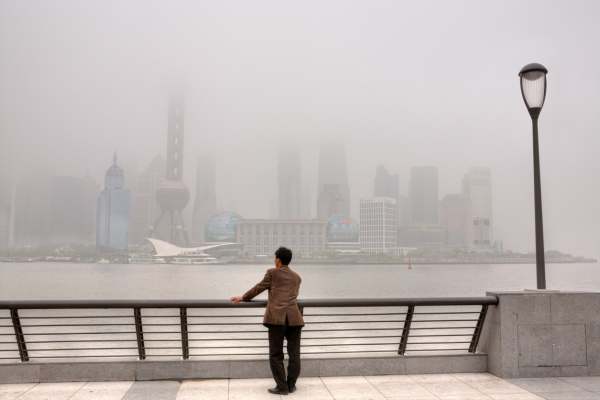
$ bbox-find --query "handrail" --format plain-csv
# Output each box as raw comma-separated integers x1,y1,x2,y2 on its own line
0,296,498,309
0,296,497,362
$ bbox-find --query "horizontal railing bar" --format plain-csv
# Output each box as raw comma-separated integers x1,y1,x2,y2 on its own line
18,340,138,344
188,349,397,356
27,347,141,351
26,355,140,359
409,327,475,330
410,334,473,337
0,296,498,309
16,331,137,335
406,348,469,351
303,313,405,317
413,311,480,315
411,319,478,323
19,316,133,319
407,341,471,345
22,323,135,327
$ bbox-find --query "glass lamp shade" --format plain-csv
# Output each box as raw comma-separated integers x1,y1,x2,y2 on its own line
519,63,548,114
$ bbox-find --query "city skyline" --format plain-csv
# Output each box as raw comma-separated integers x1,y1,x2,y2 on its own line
2,1,600,258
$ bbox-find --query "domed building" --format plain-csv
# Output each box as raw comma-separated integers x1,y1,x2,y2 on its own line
205,211,242,242
327,215,359,242
326,215,360,254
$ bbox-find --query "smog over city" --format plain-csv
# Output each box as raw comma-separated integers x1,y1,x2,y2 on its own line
1,0,600,261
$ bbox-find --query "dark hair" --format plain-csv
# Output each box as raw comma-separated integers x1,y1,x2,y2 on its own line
275,247,292,265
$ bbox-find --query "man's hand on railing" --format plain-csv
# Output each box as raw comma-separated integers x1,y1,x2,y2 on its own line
230,296,243,304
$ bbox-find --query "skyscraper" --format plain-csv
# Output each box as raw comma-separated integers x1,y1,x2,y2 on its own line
374,165,399,200
13,173,52,247
440,193,470,248
278,148,302,219
150,89,191,246
462,167,493,248
49,175,97,245
96,154,130,252
359,197,397,255
192,153,217,244
317,142,350,219
409,166,439,225
129,155,166,245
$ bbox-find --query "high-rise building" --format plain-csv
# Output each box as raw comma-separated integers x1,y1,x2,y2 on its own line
129,155,166,245
409,166,439,225
317,142,350,219
440,194,470,248
278,148,302,219
462,167,493,248
48,175,97,245
13,173,52,247
374,165,399,200
359,197,397,255
150,90,191,246
191,153,217,244
236,219,327,258
96,155,130,252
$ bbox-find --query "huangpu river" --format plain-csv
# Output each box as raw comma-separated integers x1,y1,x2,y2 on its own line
1,262,599,300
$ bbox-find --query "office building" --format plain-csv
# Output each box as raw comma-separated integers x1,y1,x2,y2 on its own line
278,148,302,219
96,155,130,252
192,153,217,244
440,194,470,248
317,142,350,219
359,197,397,255
409,166,439,225
462,167,493,248
236,219,327,258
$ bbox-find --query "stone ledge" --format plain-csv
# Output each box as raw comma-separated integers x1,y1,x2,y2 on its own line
0,354,487,383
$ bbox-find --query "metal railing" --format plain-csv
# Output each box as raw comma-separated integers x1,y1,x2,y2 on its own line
0,297,497,363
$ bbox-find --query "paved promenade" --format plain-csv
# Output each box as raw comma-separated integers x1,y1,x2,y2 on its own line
1,373,600,400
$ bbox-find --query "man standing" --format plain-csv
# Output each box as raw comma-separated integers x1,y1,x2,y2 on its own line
230,247,303,395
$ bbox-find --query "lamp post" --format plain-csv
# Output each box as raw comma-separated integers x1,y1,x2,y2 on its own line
519,63,548,289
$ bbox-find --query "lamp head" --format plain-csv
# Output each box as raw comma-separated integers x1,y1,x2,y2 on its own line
519,63,548,119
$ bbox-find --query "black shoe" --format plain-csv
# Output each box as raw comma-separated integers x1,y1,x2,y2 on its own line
268,386,289,395
288,384,296,393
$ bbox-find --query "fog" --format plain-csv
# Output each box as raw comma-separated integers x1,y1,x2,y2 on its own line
1,0,599,257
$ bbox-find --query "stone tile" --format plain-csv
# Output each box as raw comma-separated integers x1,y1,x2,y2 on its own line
410,374,459,384
509,378,581,393
39,362,136,382
228,378,282,400
489,395,545,400
452,372,499,382
0,364,39,384
365,375,435,399
321,376,385,399
175,380,228,400
319,357,405,376
136,360,229,380
69,381,133,400
228,360,271,379
122,381,180,400
535,391,600,400
559,376,600,392
419,380,484,399
285,377,333,400
464,377,531,395
0,383,37,400
18,382,86,400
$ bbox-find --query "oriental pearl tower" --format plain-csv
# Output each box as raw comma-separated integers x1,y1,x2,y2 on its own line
149,89,190,246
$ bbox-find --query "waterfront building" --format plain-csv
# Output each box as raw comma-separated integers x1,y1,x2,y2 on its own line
317,142,350,219
191,153,217,244
326,215,360,253
205,211,243,242
440,193,470,248
359,197,397,255
397,225,446,248
462,167,493,249
236,219,327,258
278,148,302,220
409,166,439,225
129,155,166,245
96,155,130,252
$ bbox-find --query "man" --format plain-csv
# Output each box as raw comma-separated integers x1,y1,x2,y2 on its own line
230,247,303,395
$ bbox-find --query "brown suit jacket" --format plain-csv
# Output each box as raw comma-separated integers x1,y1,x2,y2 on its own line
242,266,304,327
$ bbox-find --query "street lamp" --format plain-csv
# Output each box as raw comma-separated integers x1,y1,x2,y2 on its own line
519,63,548,289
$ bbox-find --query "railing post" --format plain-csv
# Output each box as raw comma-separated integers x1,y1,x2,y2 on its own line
133,307,146,360
398,305,414,355
10,309,29,362
180,307,189,360
469,305,488,353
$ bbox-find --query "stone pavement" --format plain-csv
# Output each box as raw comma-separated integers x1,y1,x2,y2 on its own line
1,373,600,399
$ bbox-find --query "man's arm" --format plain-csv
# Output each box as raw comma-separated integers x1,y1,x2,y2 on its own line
230,269,273,304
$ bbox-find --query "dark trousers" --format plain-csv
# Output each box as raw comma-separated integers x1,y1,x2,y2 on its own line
267,322,302,390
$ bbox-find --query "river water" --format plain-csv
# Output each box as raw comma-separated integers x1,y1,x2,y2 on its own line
1,262,599,300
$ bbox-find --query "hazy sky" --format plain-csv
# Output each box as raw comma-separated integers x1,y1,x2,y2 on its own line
1,0,600,258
